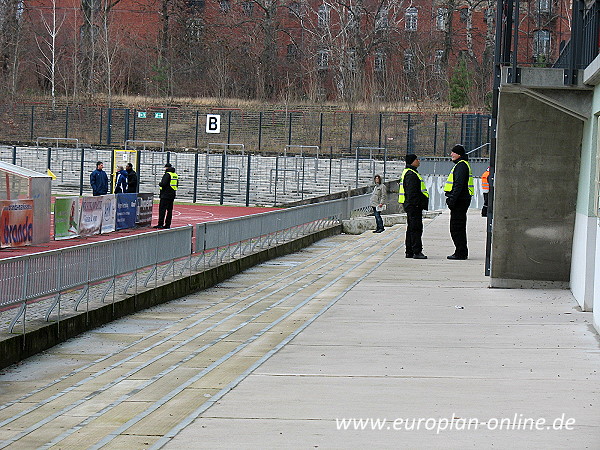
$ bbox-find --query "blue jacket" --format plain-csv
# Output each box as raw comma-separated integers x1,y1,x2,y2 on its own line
115,170,127,193
90,169,109,195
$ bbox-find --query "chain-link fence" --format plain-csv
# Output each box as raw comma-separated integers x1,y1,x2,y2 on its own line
0,103,491,158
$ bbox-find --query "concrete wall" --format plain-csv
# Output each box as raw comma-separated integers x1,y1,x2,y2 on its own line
491,92,583,287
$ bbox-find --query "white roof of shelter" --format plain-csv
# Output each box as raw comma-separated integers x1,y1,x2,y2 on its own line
0,161,50,178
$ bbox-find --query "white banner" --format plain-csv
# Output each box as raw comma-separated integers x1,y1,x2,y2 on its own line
101,195,117,234
79,196,104,237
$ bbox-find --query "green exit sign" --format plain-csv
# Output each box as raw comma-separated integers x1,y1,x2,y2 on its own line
154,112,164,119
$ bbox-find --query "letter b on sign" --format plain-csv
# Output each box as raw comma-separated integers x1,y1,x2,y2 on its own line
206,114,221,134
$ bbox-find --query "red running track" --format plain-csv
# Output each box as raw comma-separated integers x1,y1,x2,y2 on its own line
0,203,279,260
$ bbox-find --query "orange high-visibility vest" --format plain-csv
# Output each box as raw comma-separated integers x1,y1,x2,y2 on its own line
481,169,490,193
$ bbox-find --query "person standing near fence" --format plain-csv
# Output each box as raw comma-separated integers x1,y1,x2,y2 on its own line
444,145,474,260
481,167,490,217
125,162,138,193
154,163,179,229
90,161,109,196
399,154,429,259
370,174,387,233
114,166,127,193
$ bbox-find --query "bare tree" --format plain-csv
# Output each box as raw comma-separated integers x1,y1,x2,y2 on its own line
0,0,23,95
35,0,65,110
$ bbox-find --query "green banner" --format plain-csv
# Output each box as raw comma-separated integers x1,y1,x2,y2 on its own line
54,197,80,240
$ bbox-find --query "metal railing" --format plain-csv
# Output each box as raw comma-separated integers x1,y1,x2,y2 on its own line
1,227,193,333
0,195,370,334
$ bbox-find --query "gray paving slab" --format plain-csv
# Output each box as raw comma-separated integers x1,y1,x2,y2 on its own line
165,210,600,448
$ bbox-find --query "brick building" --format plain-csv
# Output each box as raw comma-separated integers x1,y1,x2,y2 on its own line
16,0,573,102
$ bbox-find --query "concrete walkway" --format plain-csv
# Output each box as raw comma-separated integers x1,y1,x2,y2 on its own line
1,210,598,449
166,210,600,448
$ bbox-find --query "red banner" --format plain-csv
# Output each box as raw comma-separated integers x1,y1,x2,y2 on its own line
0,199,34,247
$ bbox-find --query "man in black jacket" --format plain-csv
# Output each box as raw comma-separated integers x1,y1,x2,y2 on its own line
444,144,473,260
154,163,179,229
125,163,138,193
399,154,429,259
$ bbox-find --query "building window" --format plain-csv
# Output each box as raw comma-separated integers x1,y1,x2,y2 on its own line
289,2,302,17
460,8,468,22
483,8,495,24
374,51,385,72
186,18,203,40
317,49,329,70
318,4,330,28
436,7,447,31
404,49,415,73
433,50,444,74
287,44,298,59
242,1,253,16
375,7,388,31
187,0,205,12
537,0,552,14
405,7,418,31
533,29,551,58
347,9,358,31
347,48,357,72
219,0,230,13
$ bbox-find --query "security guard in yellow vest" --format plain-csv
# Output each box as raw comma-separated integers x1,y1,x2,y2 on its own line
444,144,473,260
399,154,429,259
154,163,179,229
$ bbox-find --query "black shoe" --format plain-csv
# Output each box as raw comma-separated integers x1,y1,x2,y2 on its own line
163,226,170,229
413,253,428,259
373,229,383,233
447,254,467,260
153,225,163,229
406,253,414,258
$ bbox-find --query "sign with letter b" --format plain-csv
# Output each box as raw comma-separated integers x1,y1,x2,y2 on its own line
206,114,221,134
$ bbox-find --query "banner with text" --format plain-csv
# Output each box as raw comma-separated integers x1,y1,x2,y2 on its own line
54,197,80,240
101,195,117,234
136,193,154,227
79,196,103,236
116,193,137,230
0,199,34,247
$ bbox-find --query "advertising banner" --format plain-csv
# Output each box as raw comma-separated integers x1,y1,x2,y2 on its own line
0,199,34,247
79,196,103,236
101,195,117,234
54,197,80,240
116,193,137,230
136,193,154,227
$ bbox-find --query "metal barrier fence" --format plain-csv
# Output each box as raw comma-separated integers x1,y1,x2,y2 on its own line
1,227,193,333
0,194,370,335
0,104,491,157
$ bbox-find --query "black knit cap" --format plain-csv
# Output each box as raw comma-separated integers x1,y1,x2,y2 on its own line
405,154,418,165
451,144,466,156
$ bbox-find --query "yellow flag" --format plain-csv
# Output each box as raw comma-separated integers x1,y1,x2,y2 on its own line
47,169,57,180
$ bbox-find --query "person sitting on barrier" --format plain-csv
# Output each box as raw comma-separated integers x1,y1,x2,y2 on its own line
90,161,109,196
154,163,179,229
370,174,387,233
114,166,127,193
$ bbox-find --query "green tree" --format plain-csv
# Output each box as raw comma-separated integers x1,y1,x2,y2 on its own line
449,59,471,108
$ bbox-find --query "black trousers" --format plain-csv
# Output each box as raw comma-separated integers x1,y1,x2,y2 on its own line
158,197,175,228
482,192,489,217
404,206,424,255
449,199,470,258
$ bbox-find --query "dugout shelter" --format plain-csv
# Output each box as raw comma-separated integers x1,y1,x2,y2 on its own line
0,161,51,245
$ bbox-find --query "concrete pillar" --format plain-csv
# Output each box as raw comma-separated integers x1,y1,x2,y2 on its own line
490,91,583,287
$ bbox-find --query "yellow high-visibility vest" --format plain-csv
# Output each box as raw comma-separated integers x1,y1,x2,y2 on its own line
444,160,474,195
160,172,179,190
398,168,429,203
